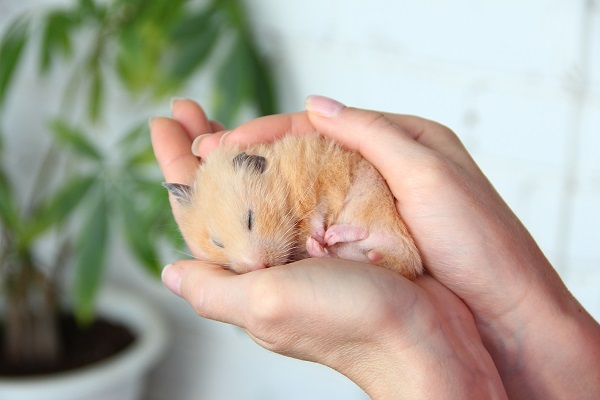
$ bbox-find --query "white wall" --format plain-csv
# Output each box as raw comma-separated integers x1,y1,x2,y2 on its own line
241,0,600,313
2,1,599,399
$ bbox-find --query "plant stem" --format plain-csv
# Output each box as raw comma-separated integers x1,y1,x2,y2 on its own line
4,252,60,368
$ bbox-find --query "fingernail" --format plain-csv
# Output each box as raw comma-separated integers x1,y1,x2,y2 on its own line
170,97,187,113
191,134,212,157
162,264,183,297
305,95,346,117
219,130,232,146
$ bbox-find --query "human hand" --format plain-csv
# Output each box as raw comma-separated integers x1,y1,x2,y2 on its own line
300,96,600,399
161,257,506,399
187,96,542,317
192,96,544,318
189,95,600,399
150,100,507,399
150,99,224,257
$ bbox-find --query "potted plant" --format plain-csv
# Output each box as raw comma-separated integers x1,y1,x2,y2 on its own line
0,0,277,397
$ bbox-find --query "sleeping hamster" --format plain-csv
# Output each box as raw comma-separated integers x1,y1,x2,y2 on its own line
163,133,422,279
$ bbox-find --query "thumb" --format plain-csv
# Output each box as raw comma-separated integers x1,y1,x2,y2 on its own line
161,261,247,327
305,95,481,178
304,95,431,191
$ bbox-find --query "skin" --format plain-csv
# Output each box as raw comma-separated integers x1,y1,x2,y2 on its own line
150,96,600,399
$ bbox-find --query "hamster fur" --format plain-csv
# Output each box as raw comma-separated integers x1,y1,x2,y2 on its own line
164,133,422,279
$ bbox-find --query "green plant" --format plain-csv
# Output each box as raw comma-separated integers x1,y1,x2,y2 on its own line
0,0,277,371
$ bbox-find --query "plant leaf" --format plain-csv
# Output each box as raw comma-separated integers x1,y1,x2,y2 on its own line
73,186,108,324
40,11,74,74
246,43,278,116
118,122,156,167
130,176,174,229
117,184,161,276
166,16,221,84
0,16,29,109
118,121,149,149
169,2,218,41
115,25,158,95
143,4,221,97
49,119,103,161
143,180,183,250
78,0,98,20
87,66,103,121
212,37,252,127
0,167,20,230
23,175,97,245
219,0,277,117
125,144,157,167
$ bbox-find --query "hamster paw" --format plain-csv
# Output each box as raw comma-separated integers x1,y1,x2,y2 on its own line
324,224,368,246
367,250,384,263
306,236,331,258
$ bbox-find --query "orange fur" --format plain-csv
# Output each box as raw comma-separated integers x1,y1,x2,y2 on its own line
172,133,422,278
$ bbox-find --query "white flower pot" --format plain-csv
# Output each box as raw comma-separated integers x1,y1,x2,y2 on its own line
0,286,168,400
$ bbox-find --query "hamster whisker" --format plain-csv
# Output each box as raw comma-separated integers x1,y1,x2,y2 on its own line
197,259,239,272
276,235,299,256
168,248,234,269
276,215,300,243
171,248,196,259
279,240,297,254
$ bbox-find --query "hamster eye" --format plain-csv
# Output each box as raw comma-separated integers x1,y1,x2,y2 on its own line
247,210,254,231
211,237,224,248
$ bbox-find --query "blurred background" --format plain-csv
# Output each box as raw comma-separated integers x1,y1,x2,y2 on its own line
1,0,598,399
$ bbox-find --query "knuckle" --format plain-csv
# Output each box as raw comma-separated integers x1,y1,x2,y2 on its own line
362,111,396,132
419,153,453,178
182,284,210,319
189,295,210,319
408,152,464,191
245,272,291,328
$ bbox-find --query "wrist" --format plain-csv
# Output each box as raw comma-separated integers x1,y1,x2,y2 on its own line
478,274,600,399
333,296,507,399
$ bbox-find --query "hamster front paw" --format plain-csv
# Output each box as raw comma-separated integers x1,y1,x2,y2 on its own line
323,224,368,246
306,236,331,258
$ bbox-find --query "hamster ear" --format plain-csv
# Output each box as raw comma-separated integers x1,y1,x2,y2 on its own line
233,152,267,174
162,182,193,204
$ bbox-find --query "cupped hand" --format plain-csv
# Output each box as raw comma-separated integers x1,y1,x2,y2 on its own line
151,97,600,399
152,97,526,321
150,99,224,256
189,96,554,321
160,257,505,399
150,99,507,399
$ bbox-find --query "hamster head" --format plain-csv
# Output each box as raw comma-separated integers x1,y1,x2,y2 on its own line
164,148,300,274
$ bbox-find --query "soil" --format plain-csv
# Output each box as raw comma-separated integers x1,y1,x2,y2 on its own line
0,314,136,377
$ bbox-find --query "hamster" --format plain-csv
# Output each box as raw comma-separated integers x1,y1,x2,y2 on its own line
163,133,422,279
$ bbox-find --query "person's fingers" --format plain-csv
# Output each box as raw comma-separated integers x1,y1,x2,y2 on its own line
191,131,229,159
191,111,315,158
381,113,463,153
164,257,418,347
171,98,212,141
152,100,223,257
150,117,199,185
163,258,330,333
305,95,479,176
170,99,226,159
304,96,445,192
210,120,226,132
383,113,478,172
150,117,203,257
224,111,314,145
162,260,249,327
